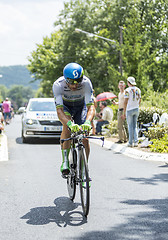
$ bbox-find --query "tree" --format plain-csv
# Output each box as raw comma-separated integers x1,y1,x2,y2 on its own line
27,0,168,96
0,85,8,101
7,85,35,109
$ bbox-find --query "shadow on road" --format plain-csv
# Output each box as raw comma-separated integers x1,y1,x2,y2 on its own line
159,163,168,168
123,173,168,185
72,198,168,240
16,137,60,145
21,197,87,227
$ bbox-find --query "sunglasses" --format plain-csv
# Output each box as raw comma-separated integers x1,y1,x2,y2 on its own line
66,76,83,84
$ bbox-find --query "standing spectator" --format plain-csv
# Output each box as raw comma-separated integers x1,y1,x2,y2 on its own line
122,77,141,147
10,103,15,119
0,109,4,134
96,101,113,135
0,101,3,112
113,81,127,143
2,97,11,124
91,90,97,135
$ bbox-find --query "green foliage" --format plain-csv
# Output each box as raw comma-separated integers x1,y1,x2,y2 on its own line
144,125,168,140
7,85,35,109
27,0,168,97
34,87,46,98
141,89,168,110
149,134,168,153
106,120,118,136
0,85,8,102
138,107,165,124
110,104,118,120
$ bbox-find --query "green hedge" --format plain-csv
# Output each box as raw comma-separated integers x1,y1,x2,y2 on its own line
138,107,165,124
145,125,168,140
149,134,168,153
106,120,118,135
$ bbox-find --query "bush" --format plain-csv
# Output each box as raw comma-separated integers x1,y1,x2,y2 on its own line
144,125,168,153
149,134,168,153
107,120,118,136
142,90,168,110
138,107,165,124
144,125,168,140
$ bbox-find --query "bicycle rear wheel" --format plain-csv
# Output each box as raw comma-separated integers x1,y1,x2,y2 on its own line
79,148,90,217
67,148,77,201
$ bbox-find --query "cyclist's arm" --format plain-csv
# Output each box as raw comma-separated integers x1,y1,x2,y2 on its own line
53,81,70,125
84,78,95,122
56,107,71,125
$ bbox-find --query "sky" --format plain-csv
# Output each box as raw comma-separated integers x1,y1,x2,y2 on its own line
0,0,69,66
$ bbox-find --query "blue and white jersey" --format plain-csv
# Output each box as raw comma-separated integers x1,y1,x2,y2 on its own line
52,75,94,108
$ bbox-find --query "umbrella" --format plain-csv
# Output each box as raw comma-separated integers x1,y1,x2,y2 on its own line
96,92,117,102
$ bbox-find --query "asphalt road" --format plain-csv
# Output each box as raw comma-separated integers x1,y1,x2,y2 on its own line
0,115,168,240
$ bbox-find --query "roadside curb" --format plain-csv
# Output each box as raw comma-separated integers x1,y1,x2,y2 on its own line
0,133,8,162
90,138,168,163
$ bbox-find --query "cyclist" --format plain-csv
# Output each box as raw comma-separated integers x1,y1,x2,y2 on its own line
53,62,95,177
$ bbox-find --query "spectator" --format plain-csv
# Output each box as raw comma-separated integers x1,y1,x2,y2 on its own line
0,110,4,134
96,101,113,135
113,81,127,143
91,91,97,135
0,101,3,112
10,103,15,119
122,77,141,147
96,110,103,120
2,97,11,124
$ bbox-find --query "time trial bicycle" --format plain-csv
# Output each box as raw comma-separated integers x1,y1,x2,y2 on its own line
61,131,104,217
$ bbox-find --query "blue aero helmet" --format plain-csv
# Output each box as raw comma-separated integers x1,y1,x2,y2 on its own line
63,63,84,84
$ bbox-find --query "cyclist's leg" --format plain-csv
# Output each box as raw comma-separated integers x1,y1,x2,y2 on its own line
60,106,72,176
61,120,71,149
73,104,90,160
83,138,90,160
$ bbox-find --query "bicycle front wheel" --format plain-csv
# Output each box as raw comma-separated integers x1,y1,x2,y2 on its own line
79,148,90,217
67,148,77,201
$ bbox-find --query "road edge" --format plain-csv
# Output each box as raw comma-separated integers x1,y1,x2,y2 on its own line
90,138,168,163
0,133,9,162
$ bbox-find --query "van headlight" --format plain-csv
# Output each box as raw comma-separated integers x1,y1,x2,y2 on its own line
26,119,38,125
